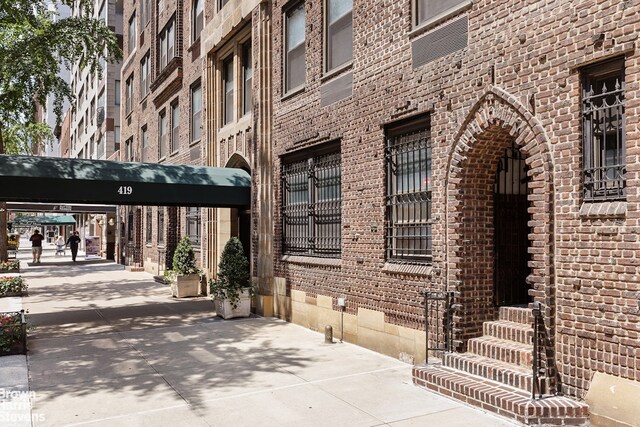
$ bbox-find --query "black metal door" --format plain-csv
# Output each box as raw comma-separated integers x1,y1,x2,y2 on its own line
494,143,531,306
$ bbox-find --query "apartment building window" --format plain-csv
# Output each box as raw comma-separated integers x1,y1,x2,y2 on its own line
186,207,201,245
125,74,134,115
125,137,133,161
78,119,84,136
582,58,626,201
223,57,234,125
414,0,468,27
157,207,165,245
114,126,120,151
191,82,202,142
285,2,305,93
90,98,95,124
114,80,121,105
171,101,179,152
141,0,151,26
128,11,136,54
281,143,341,257
141,125,148,161
242,42,253,115
385,118,432,263
146,208,153,244
219,0,230,9
140,52,150,97
158,19,175,71
325,0,352,72
159,110,167,159
192,0,204,42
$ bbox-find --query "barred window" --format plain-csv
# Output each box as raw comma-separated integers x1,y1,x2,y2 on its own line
186,207,201,246
145,208,152,244
282,144,341,257
385,119,432,263
157,207,165,245
582,59,625,201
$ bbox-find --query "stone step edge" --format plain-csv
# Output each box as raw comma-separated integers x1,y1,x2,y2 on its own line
443,352,541,393
413,365,589,425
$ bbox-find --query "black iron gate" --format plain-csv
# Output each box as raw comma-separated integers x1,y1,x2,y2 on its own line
494,142,531,306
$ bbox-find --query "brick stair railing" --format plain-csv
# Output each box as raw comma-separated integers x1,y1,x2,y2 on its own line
413,306,589,426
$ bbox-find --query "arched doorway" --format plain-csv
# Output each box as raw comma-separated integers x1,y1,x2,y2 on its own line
446,87,555,347
494,142,531,306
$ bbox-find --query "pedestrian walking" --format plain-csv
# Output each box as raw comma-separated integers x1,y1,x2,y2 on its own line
66,230,81,262
29,229,45,263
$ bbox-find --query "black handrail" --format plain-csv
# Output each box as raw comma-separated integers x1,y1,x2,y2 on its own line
423,291,455,364
531,301,543,399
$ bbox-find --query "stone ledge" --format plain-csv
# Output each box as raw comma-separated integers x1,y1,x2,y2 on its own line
280,255,341,268
579,201,626,218
382,262,432,277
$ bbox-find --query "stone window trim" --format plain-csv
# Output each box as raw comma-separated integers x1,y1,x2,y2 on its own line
281,255,341,268
410,0,472,37
382,262,433,278
579,201,627,219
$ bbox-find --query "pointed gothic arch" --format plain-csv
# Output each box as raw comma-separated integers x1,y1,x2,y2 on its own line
445,86,556,346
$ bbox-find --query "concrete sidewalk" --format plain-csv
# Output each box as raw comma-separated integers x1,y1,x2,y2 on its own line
3,244,518,426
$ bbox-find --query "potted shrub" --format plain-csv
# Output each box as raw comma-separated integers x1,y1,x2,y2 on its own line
210,237,252,319
0,311,27,356
0,276,27,298
167,237,201,298
0,261,20,273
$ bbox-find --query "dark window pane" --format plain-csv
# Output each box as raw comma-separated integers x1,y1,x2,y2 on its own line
243,42,252,115
191,84,202,141
171,103,179,152
223,57,234,125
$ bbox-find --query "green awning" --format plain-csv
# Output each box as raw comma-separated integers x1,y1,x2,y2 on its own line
0,155,251,207
9,214,76,226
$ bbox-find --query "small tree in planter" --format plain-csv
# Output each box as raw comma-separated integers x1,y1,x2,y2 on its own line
167,237,201,298
210,237,252,319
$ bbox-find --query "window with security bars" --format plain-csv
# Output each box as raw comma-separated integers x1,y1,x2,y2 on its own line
281,146,341,257
186,207,201,245
145,208,152,244
582,58,626,201
385,120,432,263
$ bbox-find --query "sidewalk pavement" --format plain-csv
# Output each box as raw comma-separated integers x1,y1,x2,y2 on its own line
1,243,519,426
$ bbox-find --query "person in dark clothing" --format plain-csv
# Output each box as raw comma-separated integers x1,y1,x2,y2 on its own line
66,230,81,262
29,229,45,263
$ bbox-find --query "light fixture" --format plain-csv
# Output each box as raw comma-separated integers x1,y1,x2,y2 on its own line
108,218,115,226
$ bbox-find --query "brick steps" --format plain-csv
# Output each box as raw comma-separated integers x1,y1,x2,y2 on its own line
499,306,532,325
443,352,540,393
413,364,589,426
484,320,533,345
468,336,533,368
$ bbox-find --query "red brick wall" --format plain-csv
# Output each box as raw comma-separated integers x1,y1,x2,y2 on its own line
269,0,640,399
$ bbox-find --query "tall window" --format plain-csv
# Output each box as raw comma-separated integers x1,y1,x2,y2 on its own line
414,0,468,27
114,126,120,151
191,82,202,142
192,0,204,42
114,80,121,105
242,42,253,115
125,137,133,161
159,110,167,158
140,52,150,97
186,207,201,245
285,2,305,93
281,143,341,257
157,207,165,244
171,101,179,152
128,12,136,53
158,19,175,70
385,119,432,263
325,0,352,72
146,208,152,244
223,57,234,125
141,125,148,161
582,58,626,201
141,0,151,26
125,74,133,115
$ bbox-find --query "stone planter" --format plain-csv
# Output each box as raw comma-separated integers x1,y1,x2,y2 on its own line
171,274,200,298
214,289,251,319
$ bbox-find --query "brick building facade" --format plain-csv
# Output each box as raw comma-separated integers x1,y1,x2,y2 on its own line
263,0,640,424
120,0,209,273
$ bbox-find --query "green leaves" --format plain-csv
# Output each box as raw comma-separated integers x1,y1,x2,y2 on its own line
209,237,251,309
172,237,199,275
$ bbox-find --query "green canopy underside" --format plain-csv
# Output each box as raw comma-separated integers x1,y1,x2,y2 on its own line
9,214,76,225
0,155,251,207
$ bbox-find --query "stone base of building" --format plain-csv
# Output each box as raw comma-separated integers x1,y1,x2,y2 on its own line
585,372,640,427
